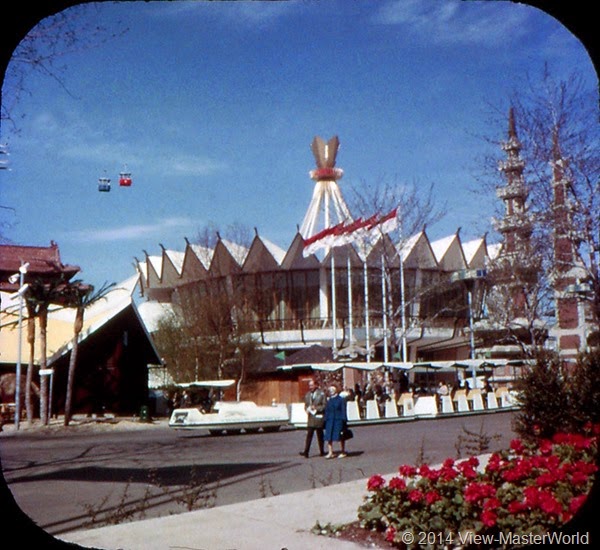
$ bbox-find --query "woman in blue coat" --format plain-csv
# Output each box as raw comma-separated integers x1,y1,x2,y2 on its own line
324,384,348,458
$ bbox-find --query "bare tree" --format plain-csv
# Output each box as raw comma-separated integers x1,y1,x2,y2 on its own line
347,176,446,241
175,276,260,390
345,176,461,360
153,308,199,383
1,3,127,129
477,67,599,350
153,223,260,395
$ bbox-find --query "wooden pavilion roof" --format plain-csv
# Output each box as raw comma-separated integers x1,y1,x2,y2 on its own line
0,241,80,292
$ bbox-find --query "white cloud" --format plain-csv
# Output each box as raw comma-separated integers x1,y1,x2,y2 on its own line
373,0,533,47
66,217,196,243
147,0,299,29
29,109,227,177
170,155,227,176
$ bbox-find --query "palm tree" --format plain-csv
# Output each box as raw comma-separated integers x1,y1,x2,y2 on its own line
24,275,74,425
62,280,115,426
24,299,38,425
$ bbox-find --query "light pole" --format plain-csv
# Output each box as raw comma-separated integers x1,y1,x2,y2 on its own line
451,268,486,387
8,261,29,430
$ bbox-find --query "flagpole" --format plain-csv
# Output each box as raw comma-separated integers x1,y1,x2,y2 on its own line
363,259,370,363
381,254,388,363
347,255,353,345
331,251,337,350
399,241,408,362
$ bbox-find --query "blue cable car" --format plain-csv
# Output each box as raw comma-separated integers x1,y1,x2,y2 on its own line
98,176,111,192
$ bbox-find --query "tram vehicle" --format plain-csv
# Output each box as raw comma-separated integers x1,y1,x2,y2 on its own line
168,380,290,435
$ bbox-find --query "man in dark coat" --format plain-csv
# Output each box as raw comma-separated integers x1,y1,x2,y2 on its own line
300,378,326,458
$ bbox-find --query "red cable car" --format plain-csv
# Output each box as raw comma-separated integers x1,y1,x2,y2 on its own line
119,169,132,187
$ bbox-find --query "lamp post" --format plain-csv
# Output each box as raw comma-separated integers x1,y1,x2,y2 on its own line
451,268,486,388
8,261,29,430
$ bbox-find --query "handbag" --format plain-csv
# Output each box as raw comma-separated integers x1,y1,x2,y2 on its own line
340,427,354,441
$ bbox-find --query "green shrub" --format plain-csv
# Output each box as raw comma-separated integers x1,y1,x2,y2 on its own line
514,350,600,440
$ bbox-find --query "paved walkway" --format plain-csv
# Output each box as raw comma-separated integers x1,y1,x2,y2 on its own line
59,475,374,549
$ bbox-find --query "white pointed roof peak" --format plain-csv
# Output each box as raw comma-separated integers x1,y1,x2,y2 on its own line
165,249,185,273
189,243,214,269
462,237,485,265
260,237,286,265
430,234,457,262
397,230,423,261
221,239,249,265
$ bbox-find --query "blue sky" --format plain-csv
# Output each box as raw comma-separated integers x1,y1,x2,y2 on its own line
1,0,596,291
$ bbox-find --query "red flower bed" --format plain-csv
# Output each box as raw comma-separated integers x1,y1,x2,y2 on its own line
358,425,598,548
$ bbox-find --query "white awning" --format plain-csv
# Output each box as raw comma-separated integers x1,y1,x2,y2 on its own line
177,379,236,388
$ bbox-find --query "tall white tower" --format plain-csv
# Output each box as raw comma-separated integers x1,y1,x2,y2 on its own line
299,136,352,239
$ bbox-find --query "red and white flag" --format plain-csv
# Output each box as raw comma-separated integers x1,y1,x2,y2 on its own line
302,208,398,257
303,220,346,257
378,208,399,234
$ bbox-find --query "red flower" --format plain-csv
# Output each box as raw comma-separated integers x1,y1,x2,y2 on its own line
461,465,478,480
408,489,424,502
552,432,594,450
510,438,525,454
443,457,455,468
570,471,589,485
552,432,569,445
508,500,527,513
367,474,386,491
536,471,562,487
464,482,496,503
538,439,553,455
385,526,397,543
502,457,533,482
571,460,598,475
466,456,480,468
481,509,497,527
484,497,501,510
389,476,406,491
440,465,459,481
539,490,563,516
399,464,417,477
419,464,441,482
425,490,442,504
457,458,479,479
523,486,541,508
569,494,587,515
485,453,503,472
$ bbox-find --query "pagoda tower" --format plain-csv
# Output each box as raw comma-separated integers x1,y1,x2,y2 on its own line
493,108,535,319
477,108,541,362
299,135,352,239
550,131,591,363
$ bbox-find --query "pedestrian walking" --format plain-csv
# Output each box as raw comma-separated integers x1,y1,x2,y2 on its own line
299,378,326,458
324,384,348,459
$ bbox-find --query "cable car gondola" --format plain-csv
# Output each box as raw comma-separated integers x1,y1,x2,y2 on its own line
98,176,111,192
119,168,132,187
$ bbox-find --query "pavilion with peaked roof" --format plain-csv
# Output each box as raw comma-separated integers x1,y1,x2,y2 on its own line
134,136,497,405
133,125,598,405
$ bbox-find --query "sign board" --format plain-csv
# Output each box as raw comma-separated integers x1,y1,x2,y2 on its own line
451,268,487,283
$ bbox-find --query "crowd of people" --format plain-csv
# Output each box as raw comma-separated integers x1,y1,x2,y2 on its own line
300,373,498,453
